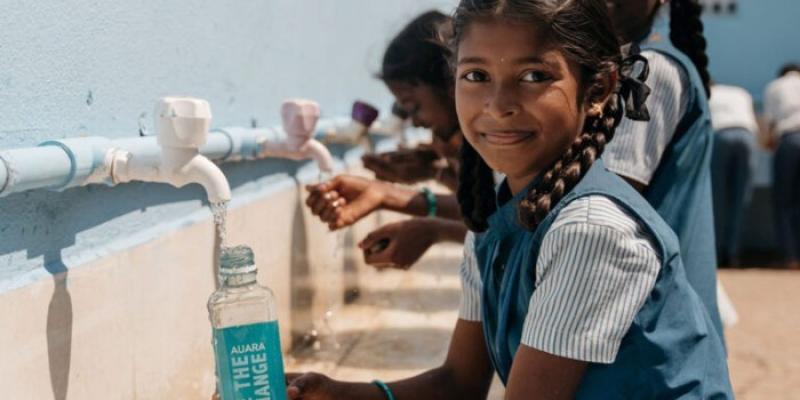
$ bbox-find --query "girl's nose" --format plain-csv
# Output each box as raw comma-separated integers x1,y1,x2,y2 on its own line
485,86,521,119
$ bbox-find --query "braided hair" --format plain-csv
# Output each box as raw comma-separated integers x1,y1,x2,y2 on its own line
451,0,650,232
669,0,711,98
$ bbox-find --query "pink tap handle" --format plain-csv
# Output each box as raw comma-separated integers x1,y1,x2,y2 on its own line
281,99,321,140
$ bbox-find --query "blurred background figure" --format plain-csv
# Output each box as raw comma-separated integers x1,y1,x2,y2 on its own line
709,82,758,268
764,63,800,270
307,10,469,271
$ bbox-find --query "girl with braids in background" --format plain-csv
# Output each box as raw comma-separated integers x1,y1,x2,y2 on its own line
603,0,726,337
288,0,732,398
307,10,470,270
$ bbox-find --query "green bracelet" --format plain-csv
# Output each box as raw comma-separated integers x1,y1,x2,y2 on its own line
372,380,396,400
420,186,437,217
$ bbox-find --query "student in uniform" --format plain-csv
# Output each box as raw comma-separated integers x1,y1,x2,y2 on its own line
287,0,733,398
708,82,759,268
603,0,725,337
764,63,800,270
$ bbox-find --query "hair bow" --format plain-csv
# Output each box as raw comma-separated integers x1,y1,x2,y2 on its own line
618,44,652,121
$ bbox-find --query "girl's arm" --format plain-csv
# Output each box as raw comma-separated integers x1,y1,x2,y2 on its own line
358,217,469,270
505,346,587,400
306,175,461,230
286,319,495,400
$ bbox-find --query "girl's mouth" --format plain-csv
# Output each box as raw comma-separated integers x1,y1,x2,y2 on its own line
481,130,535,146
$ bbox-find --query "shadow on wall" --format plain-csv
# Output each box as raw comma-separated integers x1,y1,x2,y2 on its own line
0,155,321,399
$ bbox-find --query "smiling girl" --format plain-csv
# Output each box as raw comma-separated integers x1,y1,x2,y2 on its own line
287,0,732,398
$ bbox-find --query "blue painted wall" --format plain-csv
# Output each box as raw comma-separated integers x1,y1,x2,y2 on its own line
0,0,457,292
703,0,800,103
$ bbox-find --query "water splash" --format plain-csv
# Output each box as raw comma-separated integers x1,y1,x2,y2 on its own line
211,201,229,247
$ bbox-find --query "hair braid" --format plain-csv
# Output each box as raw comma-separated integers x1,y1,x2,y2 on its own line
457,140,497,232
518,78,624,230
670,0,711,98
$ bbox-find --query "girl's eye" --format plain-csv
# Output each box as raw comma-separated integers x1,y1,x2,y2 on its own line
521,71,552,83
462,70,489,82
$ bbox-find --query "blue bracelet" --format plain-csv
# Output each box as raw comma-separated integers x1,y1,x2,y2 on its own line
420,187,437,217
372,380,396,400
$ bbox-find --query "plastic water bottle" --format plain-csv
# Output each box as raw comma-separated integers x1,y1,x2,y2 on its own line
208,245,287,400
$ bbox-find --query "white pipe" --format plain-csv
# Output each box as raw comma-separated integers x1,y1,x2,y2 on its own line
316,101,386,145
0,98,348,199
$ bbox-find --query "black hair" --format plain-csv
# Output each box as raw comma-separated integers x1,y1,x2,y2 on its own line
379,10,453,91
669,0,711,97
451,0,639,232
778,63,800,77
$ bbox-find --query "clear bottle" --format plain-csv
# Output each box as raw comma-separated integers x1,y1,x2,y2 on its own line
208,245,287,400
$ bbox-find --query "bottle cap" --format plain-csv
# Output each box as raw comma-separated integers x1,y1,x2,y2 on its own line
219,245,256,275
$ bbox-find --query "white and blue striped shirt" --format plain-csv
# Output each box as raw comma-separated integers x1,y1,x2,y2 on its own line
458,195,661,364
603,50,689,186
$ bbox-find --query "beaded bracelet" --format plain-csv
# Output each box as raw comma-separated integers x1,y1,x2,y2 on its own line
420,186,437,217
372,380,396,400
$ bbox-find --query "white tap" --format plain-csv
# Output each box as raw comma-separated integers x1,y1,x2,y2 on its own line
258,99,335,173
108,97,232,204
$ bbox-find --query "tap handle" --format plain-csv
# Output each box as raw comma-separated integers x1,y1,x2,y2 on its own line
352,101,379,127
156,97,212,149
281,99,320,141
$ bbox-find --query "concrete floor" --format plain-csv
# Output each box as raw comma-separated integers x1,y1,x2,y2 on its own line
286,244,800,400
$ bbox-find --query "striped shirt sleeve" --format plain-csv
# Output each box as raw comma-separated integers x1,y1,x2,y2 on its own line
458,232,482,321
521,196,661,364
603,50,689,185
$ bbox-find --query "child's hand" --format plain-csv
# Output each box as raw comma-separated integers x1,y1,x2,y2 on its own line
358,218,438,270
285,372,338,400
362,148,440,184
305,175,387,230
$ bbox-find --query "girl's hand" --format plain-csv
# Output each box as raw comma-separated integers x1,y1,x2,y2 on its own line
358,218,438,270
286,372,338,400
362,148,440,184
305,175,387,230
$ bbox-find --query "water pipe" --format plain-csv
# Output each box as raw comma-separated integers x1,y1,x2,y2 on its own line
256,99,335,173
0,97,232,203
368,101,410,139
0,98,352,199
317,101,380,144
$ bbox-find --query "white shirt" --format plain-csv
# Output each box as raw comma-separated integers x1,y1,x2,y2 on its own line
603,50,689,186
709,84,758,134
763,71,800,137
458,195,661,364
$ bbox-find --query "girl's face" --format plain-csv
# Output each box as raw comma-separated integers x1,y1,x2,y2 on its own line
387,81,459,142
455,19,588,192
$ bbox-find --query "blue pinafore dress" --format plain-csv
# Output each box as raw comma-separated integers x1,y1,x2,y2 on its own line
475,160,732,399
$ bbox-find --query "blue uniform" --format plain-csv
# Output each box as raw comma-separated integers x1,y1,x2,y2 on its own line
636,37,724,338
476,160,732,399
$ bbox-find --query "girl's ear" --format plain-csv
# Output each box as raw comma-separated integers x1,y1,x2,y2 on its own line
584,70,619,116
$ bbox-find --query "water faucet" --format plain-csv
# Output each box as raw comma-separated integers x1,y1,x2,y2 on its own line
258,99,335,173
109,97,232,204
319,101,380,144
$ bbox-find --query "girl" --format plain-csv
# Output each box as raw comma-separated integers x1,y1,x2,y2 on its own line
308,11,469,269
289,0,732,398
365,9,462,191
603,0,724,336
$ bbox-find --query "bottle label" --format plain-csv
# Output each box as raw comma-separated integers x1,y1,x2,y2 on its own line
213,321,287,400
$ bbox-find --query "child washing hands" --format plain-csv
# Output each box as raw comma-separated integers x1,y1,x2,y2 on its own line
291,0,732,398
